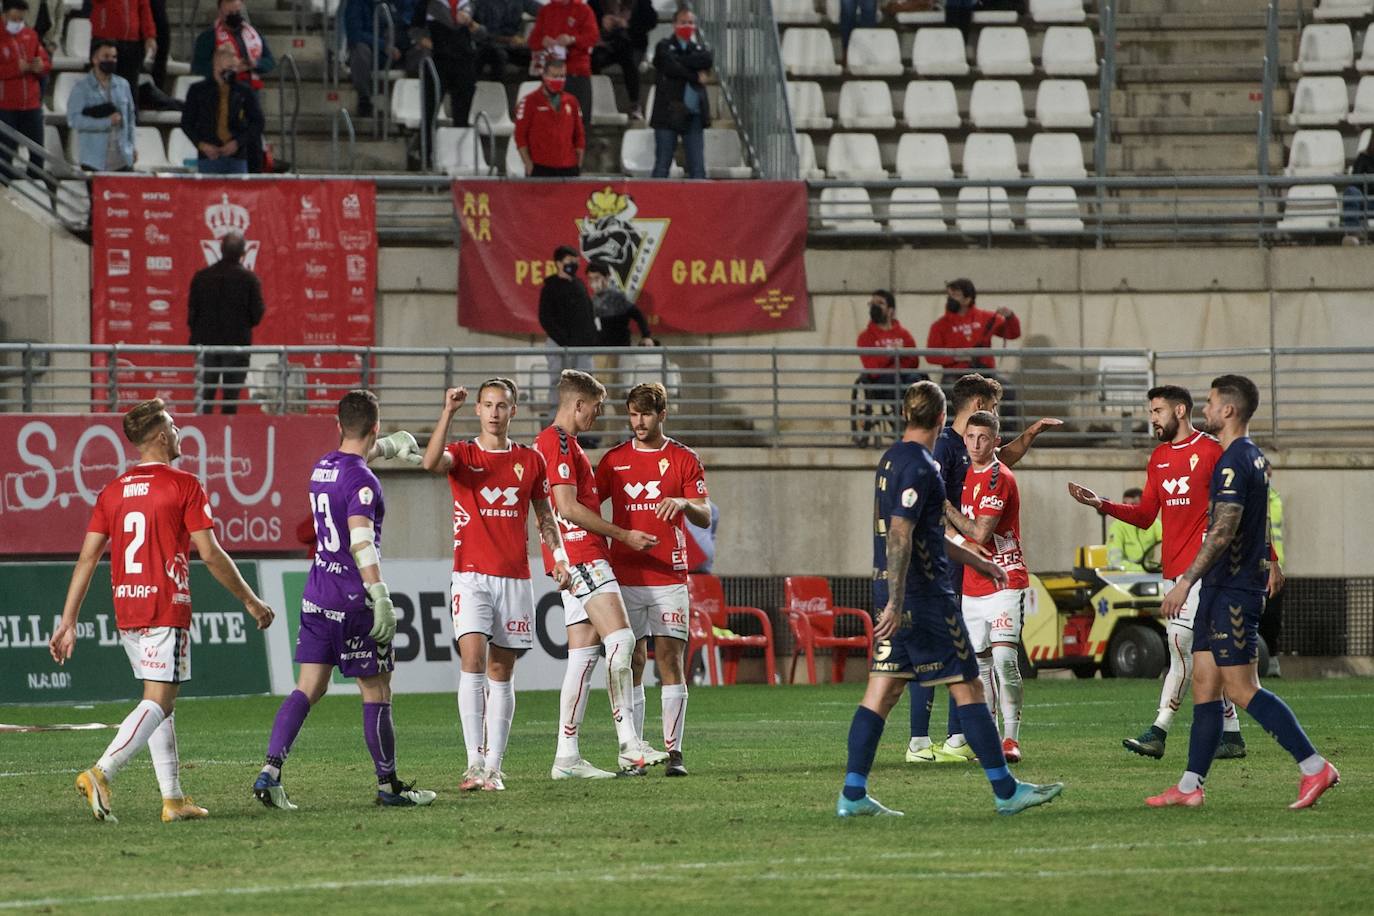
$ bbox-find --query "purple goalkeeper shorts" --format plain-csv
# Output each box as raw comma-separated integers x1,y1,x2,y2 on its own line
294,598,395,679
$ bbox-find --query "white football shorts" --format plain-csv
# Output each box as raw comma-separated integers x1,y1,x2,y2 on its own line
621,583,690,642
961,588,1030,654
561,559,623,627
121,626,191,683
451,571,535,650
1163,576,1202,629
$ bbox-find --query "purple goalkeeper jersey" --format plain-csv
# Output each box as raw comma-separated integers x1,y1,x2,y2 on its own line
303,451,385,613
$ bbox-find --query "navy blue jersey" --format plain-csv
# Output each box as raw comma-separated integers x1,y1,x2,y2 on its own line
932,424,970,506
1202,437,1270,594
873,440,953,604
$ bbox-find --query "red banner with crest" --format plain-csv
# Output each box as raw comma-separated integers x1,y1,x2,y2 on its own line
90,177,376,411
453,181,811,335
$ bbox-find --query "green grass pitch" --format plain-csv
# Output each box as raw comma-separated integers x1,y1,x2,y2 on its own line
2,679,1371,914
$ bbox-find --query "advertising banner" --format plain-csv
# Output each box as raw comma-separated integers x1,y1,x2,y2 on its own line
90,177,377,409
453,181,811,335
0,562,270,704
0,414,337,555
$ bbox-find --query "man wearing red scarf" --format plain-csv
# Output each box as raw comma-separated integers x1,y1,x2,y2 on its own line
192,0,276,92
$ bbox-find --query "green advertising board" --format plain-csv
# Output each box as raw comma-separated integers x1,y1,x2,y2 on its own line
0,562,271,704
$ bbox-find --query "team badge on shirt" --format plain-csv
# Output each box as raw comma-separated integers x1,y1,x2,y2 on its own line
1190,453,1199,471
359,487,374,505
659,458,670,475
901,488,918,507
514,462,524,481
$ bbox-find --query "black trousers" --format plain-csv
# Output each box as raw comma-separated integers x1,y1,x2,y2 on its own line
531,163,579,176
565,73,592,131
109,39,144,93
0,107,45,184
475,41,531,80
202,352,251,414
150,0,170,85
420,51,476,165
591,29,639,105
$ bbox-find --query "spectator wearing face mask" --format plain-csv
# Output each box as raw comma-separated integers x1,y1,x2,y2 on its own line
67,39,137,171
586,262,649,347
193,0,276,92
527,0,598,131
857,288,923,401
89,0,156,103
513,55,583,176
925,277,1020,381
650,5,711,179
181,43,263,173
412,0,482,169
0,0,51,184
538,244,598,410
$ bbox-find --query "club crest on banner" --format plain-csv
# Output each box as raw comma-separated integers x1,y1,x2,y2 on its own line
576,187,667,300
200,194,261,270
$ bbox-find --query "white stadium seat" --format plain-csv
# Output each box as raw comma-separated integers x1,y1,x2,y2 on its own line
1359,28,1374,73
973,8,1018,25
172,75,200,101
704,129,752,178
1289,76,1351,126
504,137,524,176
846,28,904,77
970,80,1028,129
434,127,490,176
166,128,198,169
1041,27,1098,77
976,27,1033,76
887,187,947,234
894,6,943,25
1276,184,1342,230
1031,0,1086,24
1350,76,1374,125
795,132,826,179
1036,79,1094,128
52,17,90,70
825,132,888,179
962,132,1020,179
1315,0,1374,19
956,186,1015,233
902,80,961,129
818,187,882,231
132,127,170,172
516,80,541,104
621,128,682,176
781,27,842,76
391,79,422,129
838,81,896,129
1025,186,1085,233
1028,132,1086,179
590,74,627,126
1295,24,1355,75
49,72,83,120
913,27,969,77
469,81,514,136
1285,129,1347,176
895,133,953,180
787,81,833,130
774,0,823,24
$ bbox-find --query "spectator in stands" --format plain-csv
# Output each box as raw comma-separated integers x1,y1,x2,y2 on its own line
1260,461,1286,676
587,261,650,346
89,0,155,105
345,0,416,119
472,0,537,80
538,244,598,410
192,0,276,93
181,44,264,173
1106,487,1162,572
945,0,974,41
686,498,718,574
527,0,598,131
147,0,170,96
513,55,584,176
589,0,654,121
188,230,265,414
838,0,876,56
925,277,1021,382
650,5,710,180
856,288,923,398
66,40,136,171
1342,132,1374,245
412,0,482,167
0,0,51,184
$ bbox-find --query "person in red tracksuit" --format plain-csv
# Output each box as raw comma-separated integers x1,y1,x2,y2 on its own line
91,0,157,102
925,277,1021,382
857,288,926,405
527,0,598,130
514,56,584,176
0,0,51,182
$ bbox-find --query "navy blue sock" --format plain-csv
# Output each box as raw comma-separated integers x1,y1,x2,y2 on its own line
1186,699,1224,781
958,702,1016,799
947,692,962,737
843,706,886,800
908,681,934,738
1246,688,1318,764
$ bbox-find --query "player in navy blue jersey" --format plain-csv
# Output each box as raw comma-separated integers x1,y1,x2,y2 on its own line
837,380,1064,817
1147,375,1339,810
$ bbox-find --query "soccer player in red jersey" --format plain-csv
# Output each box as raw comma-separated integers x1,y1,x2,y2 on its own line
596,383,710,777
421,380,572,792
535,369,663,778
1067,385,1246,760
47,399,275,824
942,411,1031,763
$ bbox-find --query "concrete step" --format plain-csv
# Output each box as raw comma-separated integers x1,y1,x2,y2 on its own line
1116,11,1300,31
1120,0,1300,14
1114,114,1265,135
1113,84,1285,119
289,135,408,171
1115,31,1276,68
1116,63,1270,84
1108,133,1282,174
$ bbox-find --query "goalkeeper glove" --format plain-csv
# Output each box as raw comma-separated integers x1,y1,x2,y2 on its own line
366,581,396,646
376,430,422,464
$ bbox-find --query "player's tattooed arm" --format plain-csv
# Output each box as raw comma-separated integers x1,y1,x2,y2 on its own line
942,499,998,545
420,387,467,474
1160,501,1242,618
876,516,915,640
532,497,573,590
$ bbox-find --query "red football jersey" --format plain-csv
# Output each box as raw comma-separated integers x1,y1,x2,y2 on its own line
960,460,1029,597
446,440,548,579
87,462,213,629
1102,431,1221,579
534,424,610,571
596,438,709,587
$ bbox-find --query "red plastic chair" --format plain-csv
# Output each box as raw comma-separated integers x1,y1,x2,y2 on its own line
686,607,719,686
687,574,777,686
783,576,874,684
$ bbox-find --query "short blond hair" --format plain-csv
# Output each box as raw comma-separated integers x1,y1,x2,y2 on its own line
558,369,606,403
901,380,946,430
122,398,169,445
626,382,667,414
478,376,519,405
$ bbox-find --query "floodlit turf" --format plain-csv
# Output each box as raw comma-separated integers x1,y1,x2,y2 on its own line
1,678,1371,914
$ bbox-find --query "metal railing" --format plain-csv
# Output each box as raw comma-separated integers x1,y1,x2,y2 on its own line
372,1,397,140
278,53,302,172
699,0,798,179
1094,0,1116,180
3,343,1370,449
1259,0,1281,179
330,107,356,172
418,55,443,173
0,119,91,230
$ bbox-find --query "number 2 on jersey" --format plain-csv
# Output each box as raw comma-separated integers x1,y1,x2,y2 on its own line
313,493,341,552
123,511,146,574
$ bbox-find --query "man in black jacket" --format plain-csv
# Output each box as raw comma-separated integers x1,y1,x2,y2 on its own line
181,44,264,173
188,231,265,413
412,0,482,169
538,244,598,413
650,5,711,179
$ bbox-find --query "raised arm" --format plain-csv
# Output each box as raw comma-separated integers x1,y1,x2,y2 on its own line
420,387,466,474
998,417,1063,468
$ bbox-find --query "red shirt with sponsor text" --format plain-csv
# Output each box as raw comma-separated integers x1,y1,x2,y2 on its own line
87,462,213,630
1100,430,1221,579
595,437,709,587
446,439,548,579
534,423,610,571
960,459,1029,597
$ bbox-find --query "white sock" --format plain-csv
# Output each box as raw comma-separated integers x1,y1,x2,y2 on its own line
148,713,183,799
992,645,1023,743
1221,695,1242,734
908,735,932,752
484,678,515,773
556,645,600,761
96,700,166,780
977,655,998,729
1178,771,1204,793
1299,753,1327,776
1156,621,1193,731
661,684,688,752
632,682,646,741
603,628,640,750
946,733,968,748
457,671,487,769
